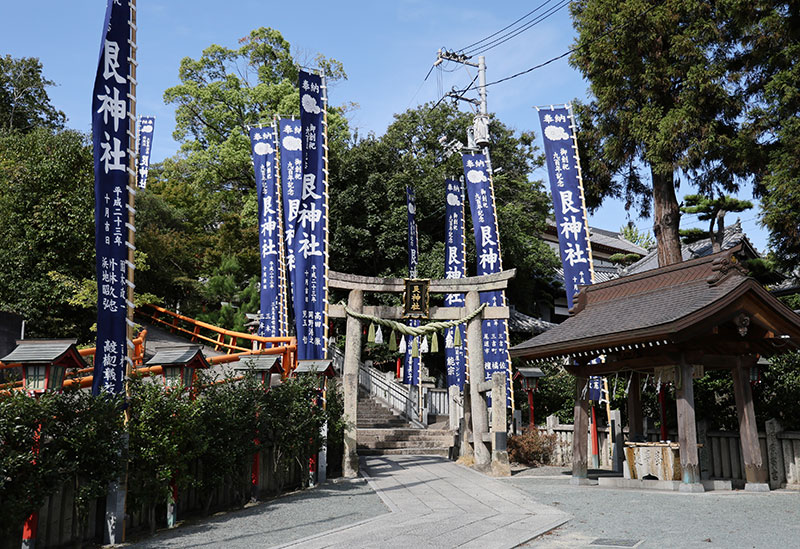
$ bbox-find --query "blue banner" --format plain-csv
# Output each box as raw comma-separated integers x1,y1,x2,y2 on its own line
279,118,302,307
250,126,288,337
92,0,130,395
136,116,154,189
538,106,602,396
294,72,328,360
403,186,420,385
537,106,594,308
444,178,466,390
462,152,512,405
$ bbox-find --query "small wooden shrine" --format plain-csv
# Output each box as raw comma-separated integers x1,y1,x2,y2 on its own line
511,245,800,491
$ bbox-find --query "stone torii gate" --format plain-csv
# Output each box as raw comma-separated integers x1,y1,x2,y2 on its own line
327,268,515,477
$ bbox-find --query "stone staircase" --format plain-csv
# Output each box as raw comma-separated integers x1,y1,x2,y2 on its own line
357,392,455,457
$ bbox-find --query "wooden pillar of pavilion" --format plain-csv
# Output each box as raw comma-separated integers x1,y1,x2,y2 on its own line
731,355,769,491
675,356,703,492
627,371,643,440
571,372,591,484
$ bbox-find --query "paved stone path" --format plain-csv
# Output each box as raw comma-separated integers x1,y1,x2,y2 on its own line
277,455,570,549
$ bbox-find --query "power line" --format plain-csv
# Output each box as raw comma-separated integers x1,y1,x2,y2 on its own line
463,0,571,57
454,2,661,92
457,0,560,54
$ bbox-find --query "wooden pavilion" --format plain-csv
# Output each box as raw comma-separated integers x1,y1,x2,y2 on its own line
510,246,800,492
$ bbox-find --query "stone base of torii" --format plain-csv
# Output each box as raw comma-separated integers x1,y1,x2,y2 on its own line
327,269,517,477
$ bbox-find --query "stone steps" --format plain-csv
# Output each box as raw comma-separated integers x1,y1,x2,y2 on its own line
357,447,450,457
356,393,453,456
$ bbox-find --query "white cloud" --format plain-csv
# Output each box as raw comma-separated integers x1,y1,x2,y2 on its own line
446,192,461,206
253,141,274,156
544,125,570,141
282,135,302,151
466,169,487,184
301,94,321,115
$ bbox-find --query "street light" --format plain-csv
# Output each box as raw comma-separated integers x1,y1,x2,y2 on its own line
515,366,545,428
0,339,84,395
232,354,283,387
145,346,210,390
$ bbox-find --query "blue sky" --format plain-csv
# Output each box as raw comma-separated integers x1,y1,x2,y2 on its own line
0,0,768,251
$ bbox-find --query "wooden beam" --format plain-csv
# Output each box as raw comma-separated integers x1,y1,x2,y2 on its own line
731,356,769,487
627,372,643,440
328,304,509,320
675,356,703,490
328,269,515,293
572,375,589,481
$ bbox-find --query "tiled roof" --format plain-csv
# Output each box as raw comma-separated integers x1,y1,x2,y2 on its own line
508,308,556,334
545,220,649,256
511,247,800,360
622,220,754,276
0,339,84,369
145,345,210,369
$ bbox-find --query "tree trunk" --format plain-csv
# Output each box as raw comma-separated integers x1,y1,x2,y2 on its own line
713,211,726,253
651,169,683,266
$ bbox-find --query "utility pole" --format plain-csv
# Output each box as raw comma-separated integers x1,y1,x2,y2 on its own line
435,49,490,151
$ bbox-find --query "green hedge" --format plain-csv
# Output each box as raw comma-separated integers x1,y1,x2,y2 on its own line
0,372,344,540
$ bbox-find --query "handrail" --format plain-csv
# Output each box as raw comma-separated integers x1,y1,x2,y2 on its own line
358,363,425,428
137,304,293,354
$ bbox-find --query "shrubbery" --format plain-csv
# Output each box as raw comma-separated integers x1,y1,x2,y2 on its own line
507,428,556,466
0,371,344,540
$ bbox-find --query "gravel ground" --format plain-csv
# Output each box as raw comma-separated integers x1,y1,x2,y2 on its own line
508,473,800,549
127,478,388,548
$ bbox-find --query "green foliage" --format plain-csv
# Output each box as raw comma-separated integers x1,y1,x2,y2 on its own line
522,361,576,424
0,391,61,536
508,428,556,466
0,390,124,538
0,55,65,132
679,193,752,251
619,223,655,250
0,128,96,340
330,102,558,314
140,27,349,323
193,372,261,511
754,352,800,431
48,389,126,535
570,0,752,260
608,253,643,266
260,375,328,489
126,379,203,514
778,293,800,311
733,2,800,269
679,227,709,245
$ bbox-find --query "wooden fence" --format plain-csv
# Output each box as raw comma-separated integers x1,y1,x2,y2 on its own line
1,445,304,549
538,415,800,489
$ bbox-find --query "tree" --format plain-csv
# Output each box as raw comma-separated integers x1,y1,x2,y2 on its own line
679,194,753,251
329,103,559,314
570,0,750,267
619,222,655,250
0,55,65,132
0,128,96,339
732,2,800,270
141,27,348,318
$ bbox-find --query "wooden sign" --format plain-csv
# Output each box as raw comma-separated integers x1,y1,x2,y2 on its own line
403,278,430,318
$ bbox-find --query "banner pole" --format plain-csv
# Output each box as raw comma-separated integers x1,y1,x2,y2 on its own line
125,0,137,424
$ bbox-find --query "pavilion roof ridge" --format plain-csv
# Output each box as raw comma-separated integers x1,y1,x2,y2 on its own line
570,245,745,314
